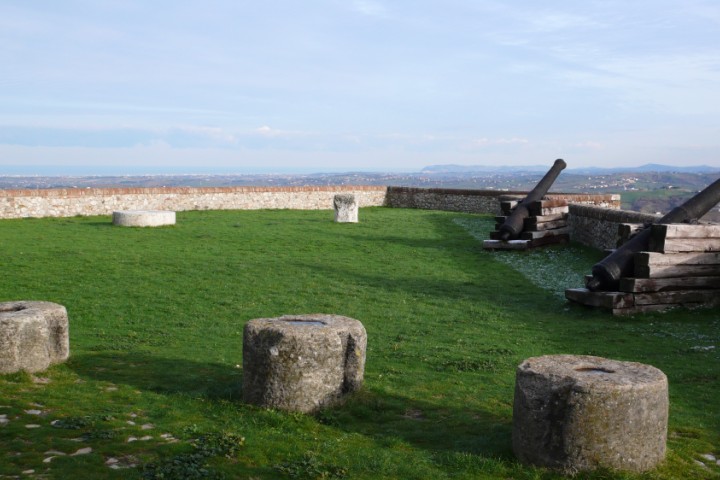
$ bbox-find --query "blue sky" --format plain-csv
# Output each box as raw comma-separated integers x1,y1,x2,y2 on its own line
1,1,719,174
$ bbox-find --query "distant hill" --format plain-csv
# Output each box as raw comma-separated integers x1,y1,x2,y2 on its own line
421,164,549,173
422,163,720,175
569,163,720,174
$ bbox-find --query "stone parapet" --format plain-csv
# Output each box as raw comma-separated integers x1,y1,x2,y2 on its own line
0,185,388,219
568,204,660,250
386,187,620,215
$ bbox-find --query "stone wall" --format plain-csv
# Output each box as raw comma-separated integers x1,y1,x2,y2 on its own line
0,186,388,219
385,187,509,214
0,185,621,220
568,204,660,250
385,187,620,215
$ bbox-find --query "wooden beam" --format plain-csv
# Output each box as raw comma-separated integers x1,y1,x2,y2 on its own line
634,264,720,278
565,288,635,309
528,201,569,216
524,213,568,225
634,251,720,267
520,227,571,240
650,238,720,253
653,224,720,239
618,223,646,246
529,234,569,248
524,219,568,231
619,276,720,293
649,224,720,252
633,289,720,306
500,201,517,215
483,239,529,250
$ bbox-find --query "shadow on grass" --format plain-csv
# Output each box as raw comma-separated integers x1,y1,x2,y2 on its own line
68,351,243,401
69,351,515,460
319,386,516,460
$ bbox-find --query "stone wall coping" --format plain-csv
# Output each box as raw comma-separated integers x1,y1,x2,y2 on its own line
0,185,388,198
569,204,660,223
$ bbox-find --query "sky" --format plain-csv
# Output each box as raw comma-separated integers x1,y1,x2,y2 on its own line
1,1,720,175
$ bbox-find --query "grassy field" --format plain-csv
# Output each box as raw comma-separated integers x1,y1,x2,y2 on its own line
0,208,718,479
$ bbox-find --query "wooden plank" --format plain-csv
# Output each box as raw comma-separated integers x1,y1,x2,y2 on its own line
634,264,720,278
649,224,720,252
534,198,569,208
529,234,569,248
520,227,571,240
528,201,569,216
633,289,720,306
524,219,568,231
500,201,518,215
539,206,569,216
634,251,720,267
619,276,720,293
530,213,568,223
565,288,635,309
654,224,720,239
650,238,720,253
483,239,529,250
618,223,646,246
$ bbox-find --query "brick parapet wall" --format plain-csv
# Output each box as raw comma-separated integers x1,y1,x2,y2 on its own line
568,204,661,250
0,185,388,219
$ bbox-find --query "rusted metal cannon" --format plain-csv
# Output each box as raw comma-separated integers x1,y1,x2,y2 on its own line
586,176,720,291
498,159,567,241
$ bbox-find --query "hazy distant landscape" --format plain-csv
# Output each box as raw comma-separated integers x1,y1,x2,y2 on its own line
2,164,719,221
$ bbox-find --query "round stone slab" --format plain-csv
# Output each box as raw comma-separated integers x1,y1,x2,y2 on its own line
0,301,70,374
112,210,176,227
243,314,366,413
512,354,668,473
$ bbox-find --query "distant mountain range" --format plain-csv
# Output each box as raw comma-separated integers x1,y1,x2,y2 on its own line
421,163,720,174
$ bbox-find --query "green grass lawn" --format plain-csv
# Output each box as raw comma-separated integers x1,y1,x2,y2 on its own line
0,208,718,479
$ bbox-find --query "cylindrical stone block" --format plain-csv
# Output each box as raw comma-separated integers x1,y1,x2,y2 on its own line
243,314,366,413
333,194,358,223
112,210,176,227
512,355,668,473
0,301,70,374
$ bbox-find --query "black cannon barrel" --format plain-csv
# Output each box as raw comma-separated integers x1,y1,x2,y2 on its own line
498,159,567,241
586,175,720,291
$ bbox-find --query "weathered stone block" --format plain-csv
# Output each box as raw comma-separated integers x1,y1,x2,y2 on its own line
243,314,366,413
333,194,358,223
512,354,668,473
112,210,176,227
0,301,70,374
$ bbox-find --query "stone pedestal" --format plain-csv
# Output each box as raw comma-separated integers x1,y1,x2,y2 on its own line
512,355,668,473
333,194,358,223
112,210,176,227
243,314,366,413
0,301,70,374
